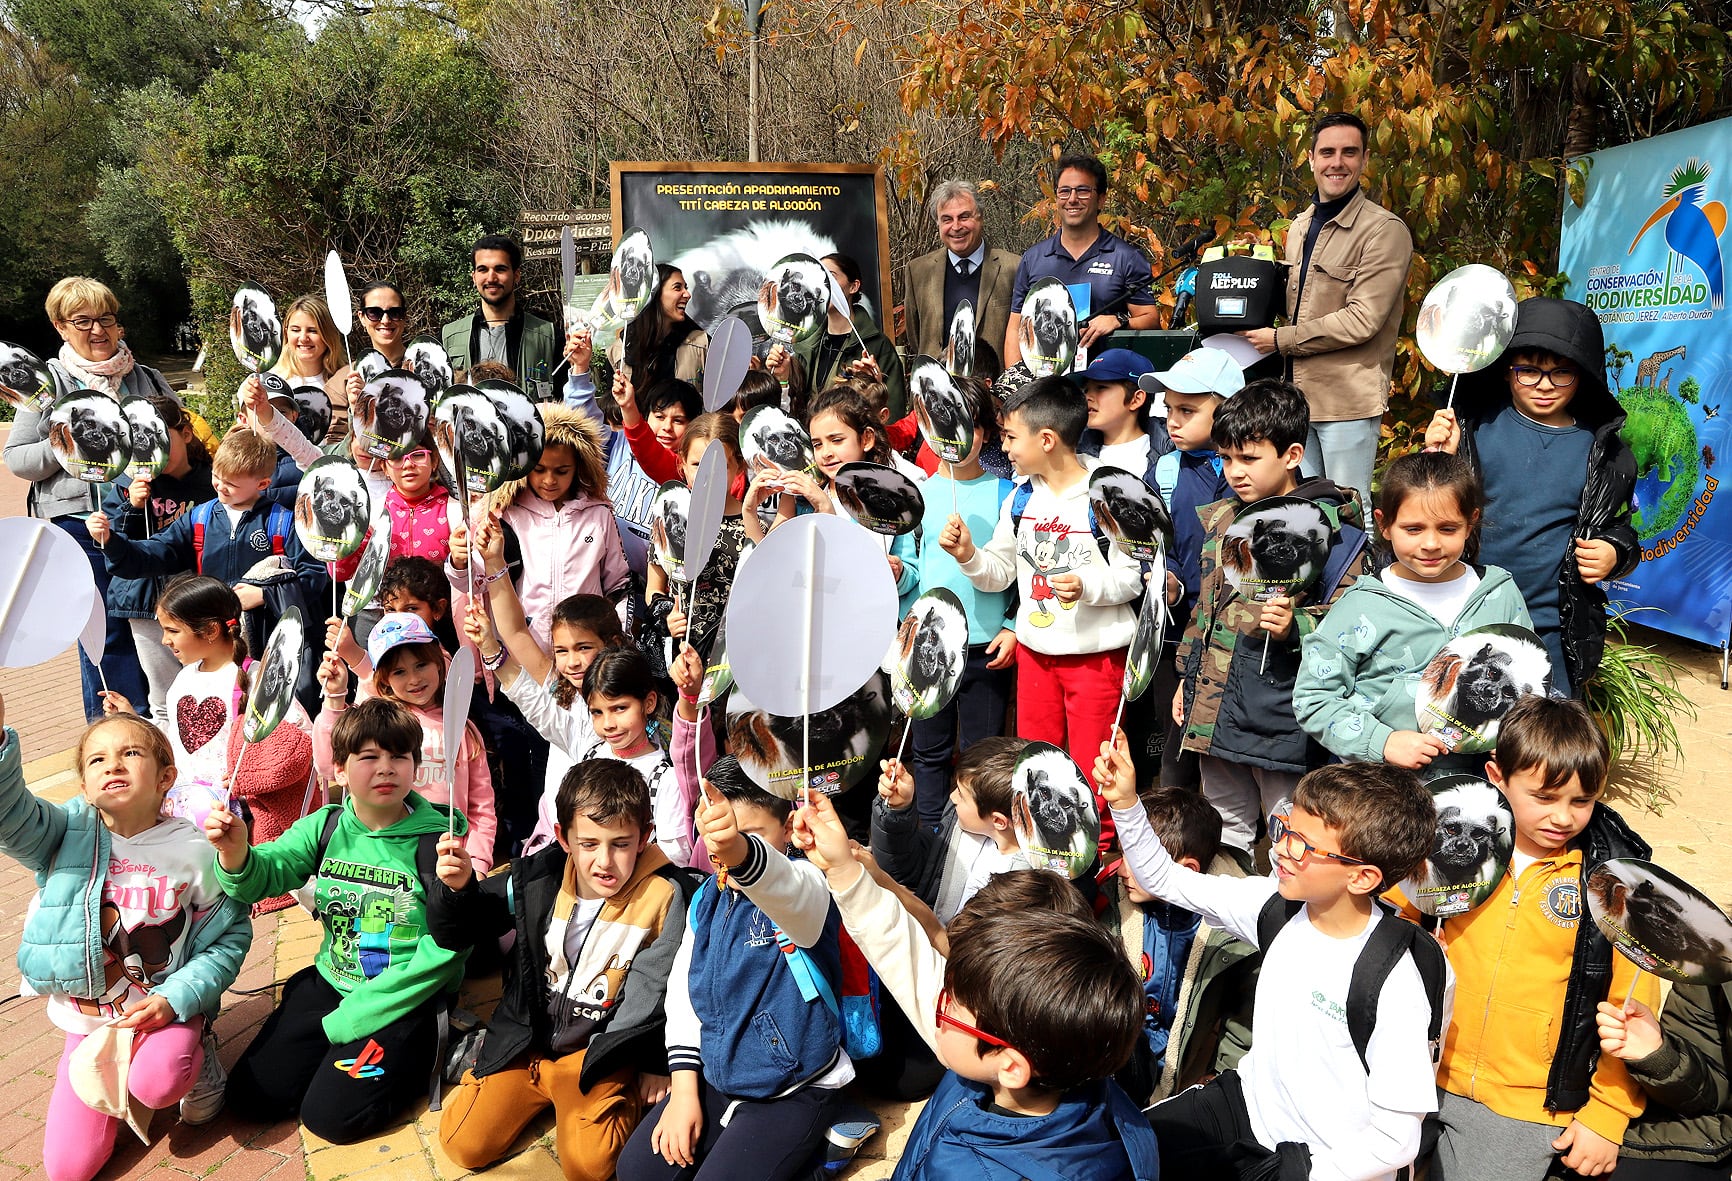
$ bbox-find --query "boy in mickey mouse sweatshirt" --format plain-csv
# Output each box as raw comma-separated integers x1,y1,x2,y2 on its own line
941,378,1141,844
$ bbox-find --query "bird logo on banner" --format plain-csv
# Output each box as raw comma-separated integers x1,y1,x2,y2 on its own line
1629,158,1727,310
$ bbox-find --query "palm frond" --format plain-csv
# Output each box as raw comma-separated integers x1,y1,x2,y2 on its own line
1583,606,1697,811
1664,158,1713,198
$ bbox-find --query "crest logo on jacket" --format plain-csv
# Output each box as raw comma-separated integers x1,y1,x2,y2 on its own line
1543,880,1582,929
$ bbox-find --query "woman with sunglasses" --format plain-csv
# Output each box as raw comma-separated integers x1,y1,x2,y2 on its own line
244,282,405,493
3,276,172,720
267,294,359,444
357,280,412,369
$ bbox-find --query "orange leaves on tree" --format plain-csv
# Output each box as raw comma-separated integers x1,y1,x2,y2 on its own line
877,0,1724,420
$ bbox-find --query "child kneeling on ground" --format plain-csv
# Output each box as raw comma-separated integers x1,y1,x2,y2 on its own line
204,697,469,1143
429,760,695,1181
616,758,852,1181
0,705,250,1181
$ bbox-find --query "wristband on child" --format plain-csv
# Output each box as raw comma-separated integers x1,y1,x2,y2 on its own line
480,646,507,672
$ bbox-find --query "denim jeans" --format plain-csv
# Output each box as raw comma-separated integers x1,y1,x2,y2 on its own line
54,516,147,722
1299,415,1383,511
909,642,1013,827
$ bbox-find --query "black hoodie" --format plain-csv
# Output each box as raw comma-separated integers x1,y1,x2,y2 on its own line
1443,298,1638,691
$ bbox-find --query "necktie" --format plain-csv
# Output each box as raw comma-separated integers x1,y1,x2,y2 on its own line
957,260,973,278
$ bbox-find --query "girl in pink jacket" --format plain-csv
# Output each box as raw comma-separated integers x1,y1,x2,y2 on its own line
382,444,463,562
480,406,630,654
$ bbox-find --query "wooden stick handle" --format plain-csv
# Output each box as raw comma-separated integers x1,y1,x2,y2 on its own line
0,529,46,645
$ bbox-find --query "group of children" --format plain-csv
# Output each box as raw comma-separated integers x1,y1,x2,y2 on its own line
1,289,1724,1181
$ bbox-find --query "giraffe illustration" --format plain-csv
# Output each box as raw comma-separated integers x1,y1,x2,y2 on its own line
1661,368,1673,396
1636,346,1687,386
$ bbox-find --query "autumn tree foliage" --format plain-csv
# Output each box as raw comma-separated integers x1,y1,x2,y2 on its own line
880,0,1730,429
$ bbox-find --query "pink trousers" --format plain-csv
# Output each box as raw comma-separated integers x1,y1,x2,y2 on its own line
44,1017,204,1181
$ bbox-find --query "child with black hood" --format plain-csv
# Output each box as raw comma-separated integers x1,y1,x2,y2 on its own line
1425,297,1638,696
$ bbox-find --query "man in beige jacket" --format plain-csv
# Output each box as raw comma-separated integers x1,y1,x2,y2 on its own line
1240,113,1413,507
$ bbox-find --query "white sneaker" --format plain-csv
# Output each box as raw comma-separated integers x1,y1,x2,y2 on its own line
180,1024,226,1125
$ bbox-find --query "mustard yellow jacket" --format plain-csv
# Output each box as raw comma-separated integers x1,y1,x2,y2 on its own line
1433,847,1658,1141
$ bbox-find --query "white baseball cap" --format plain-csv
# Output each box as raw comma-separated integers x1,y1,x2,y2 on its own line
1136,348,1246,401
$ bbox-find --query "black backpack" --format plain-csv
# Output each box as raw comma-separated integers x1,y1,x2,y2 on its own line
1256,894,1447,1071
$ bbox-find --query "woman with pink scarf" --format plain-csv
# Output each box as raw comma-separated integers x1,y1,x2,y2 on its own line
2,277,180,720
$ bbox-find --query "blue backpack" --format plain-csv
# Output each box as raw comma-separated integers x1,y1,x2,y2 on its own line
1009,479,1141,614
189,500,293,574
687,876,882,1060
1008,479,1111,559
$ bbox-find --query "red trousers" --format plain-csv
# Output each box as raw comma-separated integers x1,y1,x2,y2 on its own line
1016,645,1126,854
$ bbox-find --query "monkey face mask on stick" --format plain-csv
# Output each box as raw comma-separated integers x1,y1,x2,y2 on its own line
1010,743,1099,879
1397,775,1515,917
1587,858,1732,994
1414,623,1552,753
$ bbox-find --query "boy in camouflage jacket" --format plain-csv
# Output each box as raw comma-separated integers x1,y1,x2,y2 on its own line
1172,381,1368,853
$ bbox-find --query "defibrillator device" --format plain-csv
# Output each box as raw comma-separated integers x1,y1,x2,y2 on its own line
1193,244,1285,337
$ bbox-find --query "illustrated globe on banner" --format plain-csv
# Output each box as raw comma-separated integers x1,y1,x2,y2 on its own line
1617,384,1702,543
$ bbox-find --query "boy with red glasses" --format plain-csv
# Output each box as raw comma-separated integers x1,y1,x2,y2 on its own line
781,791,1160,1180
1096,733,1446,1181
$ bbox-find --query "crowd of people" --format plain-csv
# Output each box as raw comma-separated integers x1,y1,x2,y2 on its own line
0,109,1723,1181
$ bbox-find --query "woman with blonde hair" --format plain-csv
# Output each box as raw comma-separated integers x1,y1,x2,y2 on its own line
267,294,359,443
2,276,165,719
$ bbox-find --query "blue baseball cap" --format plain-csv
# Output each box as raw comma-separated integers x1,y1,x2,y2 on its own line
367,611,440,669
1076,348,1152,384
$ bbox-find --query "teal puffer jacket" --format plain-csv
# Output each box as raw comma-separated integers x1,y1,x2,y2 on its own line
0,727,252,1020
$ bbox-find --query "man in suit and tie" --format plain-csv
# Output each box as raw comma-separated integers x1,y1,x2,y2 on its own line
902,180,1018,366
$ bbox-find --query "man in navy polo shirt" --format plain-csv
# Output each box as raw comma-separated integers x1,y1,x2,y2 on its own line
1004,154,1160,368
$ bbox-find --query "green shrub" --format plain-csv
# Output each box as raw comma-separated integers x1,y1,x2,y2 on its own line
1583,607,1697,809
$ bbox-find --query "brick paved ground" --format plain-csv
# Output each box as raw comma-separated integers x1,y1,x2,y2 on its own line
0,769,307,1181
1601,628,1732,911
5,404,1731,1179
0,768,914,1181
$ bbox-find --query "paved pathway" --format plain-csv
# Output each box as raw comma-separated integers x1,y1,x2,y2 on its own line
0,427,86,766
1600,628,1732,909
